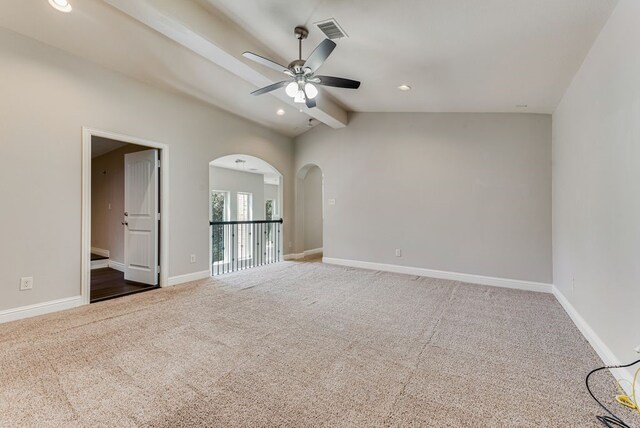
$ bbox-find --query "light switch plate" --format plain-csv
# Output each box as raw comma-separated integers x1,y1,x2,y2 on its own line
328,199,336,205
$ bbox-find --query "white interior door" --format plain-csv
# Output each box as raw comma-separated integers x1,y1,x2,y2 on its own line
124,149,159,285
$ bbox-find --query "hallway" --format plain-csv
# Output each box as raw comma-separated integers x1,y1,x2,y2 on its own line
91,268,156,303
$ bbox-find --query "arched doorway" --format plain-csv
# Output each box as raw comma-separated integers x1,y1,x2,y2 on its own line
296,164,323,259
209,155,283,275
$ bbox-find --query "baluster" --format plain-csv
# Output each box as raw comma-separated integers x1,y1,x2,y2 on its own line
277,221,281,262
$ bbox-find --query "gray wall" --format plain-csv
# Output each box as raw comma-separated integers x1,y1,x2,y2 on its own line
0,29,294,312
295,112,552,283
302,166,323,251
553,0,640,365
91,143,149,264
209,167,266,221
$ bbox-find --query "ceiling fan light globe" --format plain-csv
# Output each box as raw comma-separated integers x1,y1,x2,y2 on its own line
294,91,306,103
305,83,318,99
285,82,298,97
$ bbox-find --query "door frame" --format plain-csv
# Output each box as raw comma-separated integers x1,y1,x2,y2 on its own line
81,127,170,305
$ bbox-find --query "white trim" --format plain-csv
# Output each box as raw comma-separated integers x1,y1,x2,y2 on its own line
553,286,636,396
82,127,171,306
284,253,304,261
91,247,110,258
91,259,109,270
168,270,210,286
322,257,553,293
0,296,83,324
108,260,125,273
284,248,323,261
304,247,323,257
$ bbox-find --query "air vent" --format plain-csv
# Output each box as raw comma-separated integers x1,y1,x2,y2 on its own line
315,19,348,39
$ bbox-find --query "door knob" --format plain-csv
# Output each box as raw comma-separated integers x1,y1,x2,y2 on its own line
122,222,128,226
124,212,129,216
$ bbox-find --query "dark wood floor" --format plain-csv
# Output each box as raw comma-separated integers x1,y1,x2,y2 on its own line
91,268,157,303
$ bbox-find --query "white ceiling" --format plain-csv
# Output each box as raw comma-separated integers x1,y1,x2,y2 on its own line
91,136,127,158
211,155,281,185
1,0,618,136
0,0,315,136
198,0,618,113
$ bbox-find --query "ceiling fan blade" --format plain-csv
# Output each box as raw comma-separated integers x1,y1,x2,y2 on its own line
242,52,289,74
250,81,289,96
304,39,336,73
316,76,361,89
302,87,317,109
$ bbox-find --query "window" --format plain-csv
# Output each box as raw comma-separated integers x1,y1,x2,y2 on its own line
265,199,274,221
265,199,275,253
237,193,252,260
211,191,228,222
237,192,252,221
211,191,229,264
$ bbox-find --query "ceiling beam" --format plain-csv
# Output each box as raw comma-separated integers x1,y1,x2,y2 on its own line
100,0,348,129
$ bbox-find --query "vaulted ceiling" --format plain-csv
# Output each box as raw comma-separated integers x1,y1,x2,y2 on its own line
1,0,618,136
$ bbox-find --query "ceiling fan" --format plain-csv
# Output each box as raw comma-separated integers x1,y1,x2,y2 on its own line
242,26,361,109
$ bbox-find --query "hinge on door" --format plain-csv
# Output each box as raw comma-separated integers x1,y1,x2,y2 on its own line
157,159,161,168
157,212,161,221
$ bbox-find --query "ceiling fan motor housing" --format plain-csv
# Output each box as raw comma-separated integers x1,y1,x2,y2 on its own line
288,59,306,73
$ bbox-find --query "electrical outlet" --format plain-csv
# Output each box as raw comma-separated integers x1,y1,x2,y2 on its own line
20,277,33,291
190,254,196,263
395,249,402,257
634,344,640,354
328,199,336,206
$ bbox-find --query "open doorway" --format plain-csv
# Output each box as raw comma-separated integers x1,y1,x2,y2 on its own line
297,164,324,260
209,155,283,275
81,129,170,304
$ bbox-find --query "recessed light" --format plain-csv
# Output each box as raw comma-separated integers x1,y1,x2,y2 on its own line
398,84,412,91
48,0,72,13
276,109,285,116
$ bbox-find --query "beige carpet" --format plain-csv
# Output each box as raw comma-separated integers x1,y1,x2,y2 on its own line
0,261,636,427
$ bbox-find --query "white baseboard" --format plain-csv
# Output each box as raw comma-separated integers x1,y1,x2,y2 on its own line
108,260,125,272
168,270,210,286
304,248,323,257
323,257,552,294
285,248,323,261
91,247,110,258
91,259,109,270
553,286,636,396
0,296,83,324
